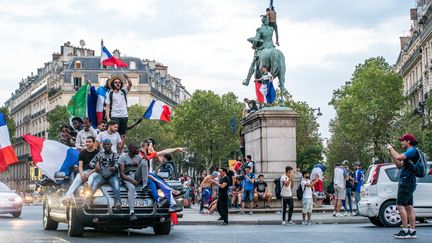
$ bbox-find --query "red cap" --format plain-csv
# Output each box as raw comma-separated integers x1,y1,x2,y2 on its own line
399,134,417,142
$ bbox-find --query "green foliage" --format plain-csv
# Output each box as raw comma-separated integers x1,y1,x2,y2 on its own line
276,92,324,171
0,107,16,140
47,105,69,140
327,57,404,166
172,90,243,172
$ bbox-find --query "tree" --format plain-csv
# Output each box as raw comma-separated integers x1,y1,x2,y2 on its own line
47,105,69,140
172,90,243,172
276,92,324,171
0,107,16,141
328,57,404,162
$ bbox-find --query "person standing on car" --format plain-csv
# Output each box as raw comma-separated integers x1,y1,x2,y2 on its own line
118,143,148,221
387,134,419,239
211,167,230,225
105,74,132,136
63,136,99,203
87,139,121,210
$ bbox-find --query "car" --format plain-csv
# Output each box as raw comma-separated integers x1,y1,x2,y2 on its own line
358,162,432,227
41,172,183,237
0,182,23,217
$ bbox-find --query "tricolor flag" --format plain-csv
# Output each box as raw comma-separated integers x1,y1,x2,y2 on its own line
101,46,128,68
23,135,79,181
67,83,89,119
143,99,171,122
96,86,109,123
255,80,276,104
0,112,18,172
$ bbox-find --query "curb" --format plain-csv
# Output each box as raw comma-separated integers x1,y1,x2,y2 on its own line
179,218,370,225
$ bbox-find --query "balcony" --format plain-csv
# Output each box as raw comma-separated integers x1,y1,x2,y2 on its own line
48,87,62,98
31,109,46,119
23,115,31,123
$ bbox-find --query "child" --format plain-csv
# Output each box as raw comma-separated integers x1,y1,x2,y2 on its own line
301,170,314,225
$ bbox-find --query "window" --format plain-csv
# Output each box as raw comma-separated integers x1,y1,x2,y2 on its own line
74,77,82,90
417,164,432,183
130,61,136,70
75,61,81,69
385,167,400,182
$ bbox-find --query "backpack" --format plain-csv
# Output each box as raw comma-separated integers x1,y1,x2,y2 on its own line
410,148,428,178
108,89,128,116
274,177,282,199
326,182,335,194
296,184,303,201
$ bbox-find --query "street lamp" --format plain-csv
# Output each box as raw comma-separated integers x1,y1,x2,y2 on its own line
313,107,323,117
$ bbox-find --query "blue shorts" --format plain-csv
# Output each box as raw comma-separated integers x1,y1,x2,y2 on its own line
242,189,254,202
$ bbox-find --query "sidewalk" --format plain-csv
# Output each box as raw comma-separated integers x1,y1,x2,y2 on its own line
179,205,369,225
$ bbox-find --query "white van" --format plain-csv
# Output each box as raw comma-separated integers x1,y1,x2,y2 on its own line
358,162,432,227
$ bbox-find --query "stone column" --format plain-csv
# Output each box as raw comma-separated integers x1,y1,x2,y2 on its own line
241,107,298,177
241,107,299,206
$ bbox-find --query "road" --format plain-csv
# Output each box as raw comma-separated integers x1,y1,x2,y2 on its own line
0,206,431,243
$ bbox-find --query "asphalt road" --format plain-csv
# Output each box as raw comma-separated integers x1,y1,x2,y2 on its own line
0,206,431,243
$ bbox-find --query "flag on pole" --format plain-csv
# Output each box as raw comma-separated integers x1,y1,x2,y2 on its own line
0,112,18,172
101,46,128,68
254,80,276,104
23,135,79,180
96,86,109,124
67,83,89,119
143,99,171,122
87,86,98,128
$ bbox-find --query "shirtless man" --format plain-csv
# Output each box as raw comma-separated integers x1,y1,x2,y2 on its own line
199,171,218,214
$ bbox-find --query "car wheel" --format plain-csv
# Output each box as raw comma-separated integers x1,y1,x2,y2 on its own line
43,201,58,230
11,210,22,218
368,217,384,227
379,200,401,227
153,220,171,235
68,206,84,237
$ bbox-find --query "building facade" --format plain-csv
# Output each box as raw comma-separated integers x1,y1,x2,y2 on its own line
2,41,191,192
395,0,432,113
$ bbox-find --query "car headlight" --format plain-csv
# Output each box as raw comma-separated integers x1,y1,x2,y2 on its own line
157,189,165,198
14,197,23,203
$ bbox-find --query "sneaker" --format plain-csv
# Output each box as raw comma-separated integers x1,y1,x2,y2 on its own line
168,205,177,212
307,221,313,225
351,212,357,216
335,213,343,217
249,211,253,215
199,210,204,214
409,230,417,239
288,220,296,225
129,212,137,221
393,230,410,239
220,221,229,225
343,212,348,216
281,220,287,225
333,211,336,217
238,211,244,215
302,221,306,225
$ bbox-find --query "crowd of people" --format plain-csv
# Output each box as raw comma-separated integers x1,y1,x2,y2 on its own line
56,75,186,221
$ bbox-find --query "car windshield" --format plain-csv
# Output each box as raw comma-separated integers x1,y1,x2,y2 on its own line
0,182,11,192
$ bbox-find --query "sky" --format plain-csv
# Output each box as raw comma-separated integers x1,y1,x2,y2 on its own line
0,0,415,139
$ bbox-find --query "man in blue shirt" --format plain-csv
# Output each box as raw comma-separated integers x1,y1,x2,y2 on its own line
387,134,419,239
239,166,255,215
353,162,364,216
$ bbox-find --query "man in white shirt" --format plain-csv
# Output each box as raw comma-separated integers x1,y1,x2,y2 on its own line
105,74,132,136
75,118,97,150
95,119,124,154
280,166,295,225
333,161,348,217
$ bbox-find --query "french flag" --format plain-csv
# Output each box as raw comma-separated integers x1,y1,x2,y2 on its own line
143,99,171,122
96,86,108,123
101,46,128,68
0,112,18,172
255,80,276,104
23,135,79,181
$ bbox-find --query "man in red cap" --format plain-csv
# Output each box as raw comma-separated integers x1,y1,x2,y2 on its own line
387,134,419,239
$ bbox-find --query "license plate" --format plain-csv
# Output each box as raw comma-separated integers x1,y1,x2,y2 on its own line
121,199,149,207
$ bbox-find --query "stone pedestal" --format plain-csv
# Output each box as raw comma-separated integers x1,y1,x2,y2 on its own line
241,107,300,207
241,107,298,178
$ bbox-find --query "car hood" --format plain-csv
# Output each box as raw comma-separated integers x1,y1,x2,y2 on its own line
0,192,20,198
